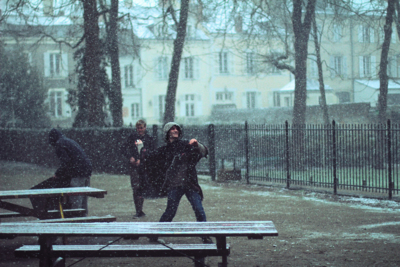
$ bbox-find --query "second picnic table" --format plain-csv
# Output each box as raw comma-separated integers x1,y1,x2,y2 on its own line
0,187,107,220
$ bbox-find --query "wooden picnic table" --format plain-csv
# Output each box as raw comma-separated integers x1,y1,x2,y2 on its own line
0,221,278,267
0,187,107,219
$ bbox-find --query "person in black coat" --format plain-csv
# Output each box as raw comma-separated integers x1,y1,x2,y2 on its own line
144,122,212,244
121,120,155,218
31,128,92,218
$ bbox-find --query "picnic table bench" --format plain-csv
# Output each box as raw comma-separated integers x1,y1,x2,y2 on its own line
0,187,107,220
1,221,278,267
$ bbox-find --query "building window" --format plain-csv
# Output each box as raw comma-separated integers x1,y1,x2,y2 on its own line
333,24,342,42
246,92,256,109
185,94,195,117
246,52,255,74
216,91,233,102
124,65,134,87
131,103,140,118
336,92,350,103
334,56,343,75
49,53,61,76
48,90,64,117
44,52,68,78
183,57,194,79
273,91,280,107
362,56,371,77
284,97,291,107
219,51,229,74
157,56,169,80
359,25,374,43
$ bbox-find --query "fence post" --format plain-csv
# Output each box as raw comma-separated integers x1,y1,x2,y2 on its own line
388,119,393,200
285,121,290,189
152,125,158,148
208,124,216,181
245,121,250,184
332,120,337,195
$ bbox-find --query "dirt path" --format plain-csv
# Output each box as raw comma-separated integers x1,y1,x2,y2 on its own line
1,160,400,266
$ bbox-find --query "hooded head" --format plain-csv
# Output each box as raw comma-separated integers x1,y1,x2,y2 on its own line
163,122,182,142
49,128,63,146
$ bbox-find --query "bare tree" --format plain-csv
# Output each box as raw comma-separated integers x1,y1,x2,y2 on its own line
77,0,104,127
378,0,396,123
104,0,123,127
311,12,329,125
163,0,190,124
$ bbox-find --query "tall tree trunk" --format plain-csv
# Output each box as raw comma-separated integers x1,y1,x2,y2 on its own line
163,0,190,124
291,0,316,171
108,0,123,127
378,0,395,123
291,0,316,126
82,0,103,127
312,15,329,125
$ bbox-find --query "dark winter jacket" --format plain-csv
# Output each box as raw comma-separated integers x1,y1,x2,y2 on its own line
49,128,92,180
146,139,208,199
121,131,155,172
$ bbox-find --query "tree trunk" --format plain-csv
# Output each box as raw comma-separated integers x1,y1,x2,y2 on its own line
291,0,316,126
312,15,329,125
291,0,316,170
82,0,103,127
108,0,123,127
378,0,395,123
163,0,190,124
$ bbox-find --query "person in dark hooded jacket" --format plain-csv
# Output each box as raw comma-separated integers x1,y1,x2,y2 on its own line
31,128,92,218
144,122,212,244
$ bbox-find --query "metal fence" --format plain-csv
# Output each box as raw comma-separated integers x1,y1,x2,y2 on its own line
2,121,399,199
168,121,400,199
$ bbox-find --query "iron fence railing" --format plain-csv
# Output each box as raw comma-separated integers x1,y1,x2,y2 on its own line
2,121,399,199
186,120,400,199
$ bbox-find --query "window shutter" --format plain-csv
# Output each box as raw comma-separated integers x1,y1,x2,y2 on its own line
229,51,234,75
242,92,246,108
358,26,363,43
60,53,68,77
359,56,364,78
196,94,202,115
214,52,219,74
44,52,50,77
343,56,348,78
370,28,375,43
256,92,262,108
135,61,142,88
154,58,159,80
371,56,377,77
63,90,71,117
330,56,335,78
194,57,200,80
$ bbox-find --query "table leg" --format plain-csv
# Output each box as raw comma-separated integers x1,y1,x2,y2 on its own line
216,236,228,267
38,235,53,267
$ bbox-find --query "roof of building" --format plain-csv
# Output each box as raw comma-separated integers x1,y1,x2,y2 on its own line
355,79,400,89
280,79,333,92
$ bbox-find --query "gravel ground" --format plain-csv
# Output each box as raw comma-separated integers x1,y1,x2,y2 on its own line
1,160,400,267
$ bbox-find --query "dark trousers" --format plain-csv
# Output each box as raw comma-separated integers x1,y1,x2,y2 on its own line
159,186,207,222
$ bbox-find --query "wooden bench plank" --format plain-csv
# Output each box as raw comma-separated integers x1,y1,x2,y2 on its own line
36,216,116,223
0,188,107,200
15,244,230,258
0,209,86,219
